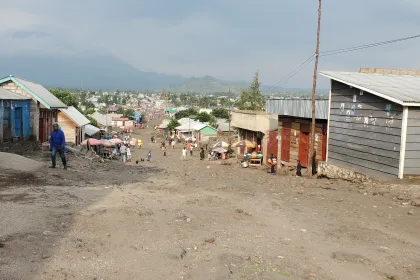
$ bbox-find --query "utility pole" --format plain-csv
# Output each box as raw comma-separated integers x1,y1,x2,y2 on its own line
228,90,231,145
309,0,322,176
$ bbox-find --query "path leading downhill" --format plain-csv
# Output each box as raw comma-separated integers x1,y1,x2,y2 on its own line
1,123,420,280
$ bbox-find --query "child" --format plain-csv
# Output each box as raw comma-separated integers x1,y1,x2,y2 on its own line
147,150,152,161
296,160,302,177
163,146,167,156
127,147,131,162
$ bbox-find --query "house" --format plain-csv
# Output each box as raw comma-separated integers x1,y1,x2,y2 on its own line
0,75,67,142
91,112,123,127
164,108,177,117
266,99,329,168
58,106,90,145
112,117,129,127
0,88,31,142
84,124,101,139
108,105,117,113
193,124,218,141
231,110,278,164
320,68,420,178
175,120,201,139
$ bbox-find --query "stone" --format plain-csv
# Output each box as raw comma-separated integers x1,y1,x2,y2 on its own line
411,200,420,207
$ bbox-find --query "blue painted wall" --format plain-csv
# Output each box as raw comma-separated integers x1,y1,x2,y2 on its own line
0,99,31,141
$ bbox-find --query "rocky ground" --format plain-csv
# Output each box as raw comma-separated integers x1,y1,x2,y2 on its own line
1,123,420,280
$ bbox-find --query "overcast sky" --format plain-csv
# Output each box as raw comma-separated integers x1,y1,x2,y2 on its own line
0,0,419,88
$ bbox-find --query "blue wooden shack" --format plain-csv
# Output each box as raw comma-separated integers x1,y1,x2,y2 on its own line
0,88,31,142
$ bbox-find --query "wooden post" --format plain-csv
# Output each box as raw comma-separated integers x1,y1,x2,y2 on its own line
309,0,322,176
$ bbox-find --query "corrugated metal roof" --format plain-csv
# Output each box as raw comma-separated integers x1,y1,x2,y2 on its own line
176,121,201,131
0,88,30,100
265,99,329,120
14,77,67,108
85,124,100,136
91,112,123,126
193,123,207,131
320,71,420,105
59,106,90,127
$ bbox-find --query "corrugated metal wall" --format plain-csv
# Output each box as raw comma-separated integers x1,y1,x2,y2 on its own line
328,81,402,176
405,108,420,175
266,99,329,120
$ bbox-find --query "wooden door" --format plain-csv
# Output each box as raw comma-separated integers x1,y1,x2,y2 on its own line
281,128,291,162
3,106,11,140
14,107,23,138
39,118,44,142
266,131,278,164
321,132,327,161
299,132,309,167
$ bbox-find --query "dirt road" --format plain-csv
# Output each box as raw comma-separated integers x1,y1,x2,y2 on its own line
1,125,420,280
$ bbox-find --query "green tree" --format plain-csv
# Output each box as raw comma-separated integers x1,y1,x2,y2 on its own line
98,107,108,114
235,71,264,110
174,108,197,120
167,119,181,131
84,108,96,115
179,93,188,104
122,109,135,118
84,101,95,109
86,116,98,127
211,108,229,119
116,106,124,114
195,112,211,122
50,88,79,108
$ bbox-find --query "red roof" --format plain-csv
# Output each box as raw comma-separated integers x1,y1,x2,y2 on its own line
112,117,129,121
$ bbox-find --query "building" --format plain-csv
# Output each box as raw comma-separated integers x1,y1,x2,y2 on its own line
112,117,129,127
320,68,420,178
108,105,117,113
0,88,31,142
198,108,212,114
193,124,218,141
58,106,90,145
0,75,67,142
231,110,278,164
84,124,101,139
266,99,329,168
91,112,123,128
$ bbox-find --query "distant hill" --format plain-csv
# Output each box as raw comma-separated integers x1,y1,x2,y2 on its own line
0,53,321,93
168,75,242,93
0,54,184,90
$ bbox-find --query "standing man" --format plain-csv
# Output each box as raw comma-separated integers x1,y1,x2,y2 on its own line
49,123,67,169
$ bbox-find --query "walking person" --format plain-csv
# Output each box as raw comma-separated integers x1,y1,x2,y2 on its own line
199,147,205,160
127,146,132,162
269,153,276,175
296,160,302,177
120,143,128,163
189,144,193,157
49,123,67,169
181,147,187,160
147,150,152,161
163,146,167,156
172,139,175,149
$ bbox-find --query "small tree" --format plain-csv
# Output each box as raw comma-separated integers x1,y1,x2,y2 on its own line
122,109,135,118
167,119,180,131
211,108,229,119
196,112,211,122
116,106,124,114
235,71,264,110
174,108,197,120
50,89,79,108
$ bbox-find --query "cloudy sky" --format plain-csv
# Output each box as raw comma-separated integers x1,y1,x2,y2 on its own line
0,0,419,88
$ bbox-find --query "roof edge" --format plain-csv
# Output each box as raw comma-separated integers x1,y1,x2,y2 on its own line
319,72,405,106
59,107,90,127
11,77,52,109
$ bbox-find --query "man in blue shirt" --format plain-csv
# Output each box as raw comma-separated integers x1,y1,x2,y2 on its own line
49,123,67,169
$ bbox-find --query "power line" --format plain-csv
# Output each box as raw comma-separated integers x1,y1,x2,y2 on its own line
266,34,420,93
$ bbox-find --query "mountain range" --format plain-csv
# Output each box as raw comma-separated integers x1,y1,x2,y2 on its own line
0,53,314,93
